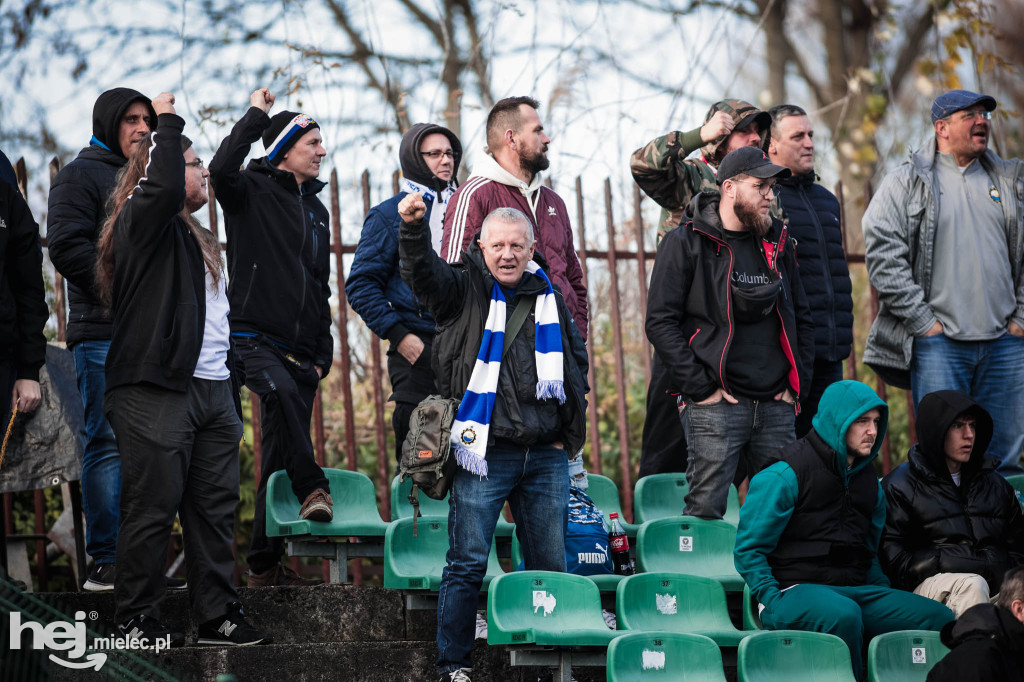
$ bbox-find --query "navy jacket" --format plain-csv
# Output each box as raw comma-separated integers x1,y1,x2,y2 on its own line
775,172,853,362
345,193,437,344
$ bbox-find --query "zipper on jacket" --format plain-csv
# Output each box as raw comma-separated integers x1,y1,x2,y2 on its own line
690,224,735,394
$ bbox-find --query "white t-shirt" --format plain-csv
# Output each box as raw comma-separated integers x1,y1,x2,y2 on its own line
193,266,231,380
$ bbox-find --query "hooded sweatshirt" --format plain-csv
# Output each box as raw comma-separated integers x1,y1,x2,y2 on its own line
881,390,1024,591
47,88,156,346
630,98,771,231
346,123,462,344
440,153,589,339
735,380,891,609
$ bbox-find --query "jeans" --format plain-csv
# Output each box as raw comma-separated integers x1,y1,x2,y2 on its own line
436,442,568,675
761,584,954,681
911,332,1024,475
681,396,795,519
236,338,330,573
73,341,121,565
106,379,241,624
794,359,844,439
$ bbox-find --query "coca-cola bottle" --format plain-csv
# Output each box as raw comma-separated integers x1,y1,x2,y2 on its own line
607,512,635,575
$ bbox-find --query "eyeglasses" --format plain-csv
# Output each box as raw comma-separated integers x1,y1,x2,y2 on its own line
950,110,992,123
420,150,456,159
731,179,776,198
185,159,205,169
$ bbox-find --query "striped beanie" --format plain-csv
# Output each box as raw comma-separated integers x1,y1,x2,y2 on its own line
262,111,320,165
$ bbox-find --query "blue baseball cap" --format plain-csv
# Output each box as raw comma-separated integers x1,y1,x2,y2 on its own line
931,89,996,124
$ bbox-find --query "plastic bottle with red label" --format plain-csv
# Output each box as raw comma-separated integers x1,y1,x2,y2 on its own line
607,512,635,575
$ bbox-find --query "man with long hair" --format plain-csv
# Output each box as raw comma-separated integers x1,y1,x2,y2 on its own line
96,92,269,646
209,88,333,587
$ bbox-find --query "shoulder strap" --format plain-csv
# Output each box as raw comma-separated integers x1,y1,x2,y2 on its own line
502,295,533,359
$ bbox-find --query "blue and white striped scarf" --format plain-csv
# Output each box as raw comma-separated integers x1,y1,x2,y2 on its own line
451,261,565,476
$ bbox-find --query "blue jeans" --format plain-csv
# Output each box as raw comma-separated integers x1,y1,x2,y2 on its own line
912,332,1024,476
436,442,568,674
73,341,121,565
681,396,795,519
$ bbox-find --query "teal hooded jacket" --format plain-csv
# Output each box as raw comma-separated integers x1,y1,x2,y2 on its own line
734,380,891,609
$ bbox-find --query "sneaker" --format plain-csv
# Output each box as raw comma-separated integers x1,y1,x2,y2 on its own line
166,576,188,591
197,602,272,646
438,669,472,682
119,614,186,648
84,564,116,591
246,564,321,587
299,488,333,522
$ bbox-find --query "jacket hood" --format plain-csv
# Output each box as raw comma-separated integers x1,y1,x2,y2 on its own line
472,153,543,198
699,99,772,166
75,144,128,168
688,190,786,245
399,123,462,193
92,88,156,158
778,170,818,188
915,390,993,479
941,602,1023,648
811,380,889,472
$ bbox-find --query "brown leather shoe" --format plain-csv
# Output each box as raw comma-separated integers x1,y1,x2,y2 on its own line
299,488,334,522
246,564,321,587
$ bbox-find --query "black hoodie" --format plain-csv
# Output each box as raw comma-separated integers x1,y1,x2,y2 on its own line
47,87,155,346
881,390,1024,591
398,122,462,193
925,602,1024,682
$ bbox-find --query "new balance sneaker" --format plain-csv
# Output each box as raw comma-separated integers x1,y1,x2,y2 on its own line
299,488,333,522
118,614,186,648
196,602,272,646
84,563,115,591
438,669,472,682
166,576,188,591
246,564,321,587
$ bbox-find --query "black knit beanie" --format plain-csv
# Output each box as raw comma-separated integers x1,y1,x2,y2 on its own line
261,111,320,165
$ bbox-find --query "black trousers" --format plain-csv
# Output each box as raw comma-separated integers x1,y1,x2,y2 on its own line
794,359,845,439
105,378,240,624
638,353,688,479
236,339,328,573
387,337,437,467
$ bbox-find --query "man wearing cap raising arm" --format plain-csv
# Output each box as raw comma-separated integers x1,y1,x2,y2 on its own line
209,88,333,587
631,99,771,480
864,89,1024,476
645,147,814,520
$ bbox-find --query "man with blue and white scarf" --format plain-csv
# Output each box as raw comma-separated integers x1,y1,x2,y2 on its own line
399,200,589,682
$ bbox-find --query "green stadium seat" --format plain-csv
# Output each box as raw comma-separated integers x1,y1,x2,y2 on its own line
867,630,949,682
616,573,750,647
1006,474,1024,499
388,476,514,536
634,473,740,525
606,632,727,682
742,584,763,631
486,571,619,647
738,630,857,682
265,468,388,582
510,533,625,592
383,516,504,591
588,474,638,537
635,517,744,591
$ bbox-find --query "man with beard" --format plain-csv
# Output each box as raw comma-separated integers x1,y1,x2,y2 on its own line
766,104,854,438
864,89,1024,476
646,147,814,520
440,96,588,340
346,122,462,463
630,99,771,480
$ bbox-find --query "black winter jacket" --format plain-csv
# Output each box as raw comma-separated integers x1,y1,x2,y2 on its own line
209,106,333,374
926,603,1024,682
775,172,853,362
0,150,47,381
398,218,589,453
645,192,814,403
881,391,1024,591
105,115,212,392
47,87,153,347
